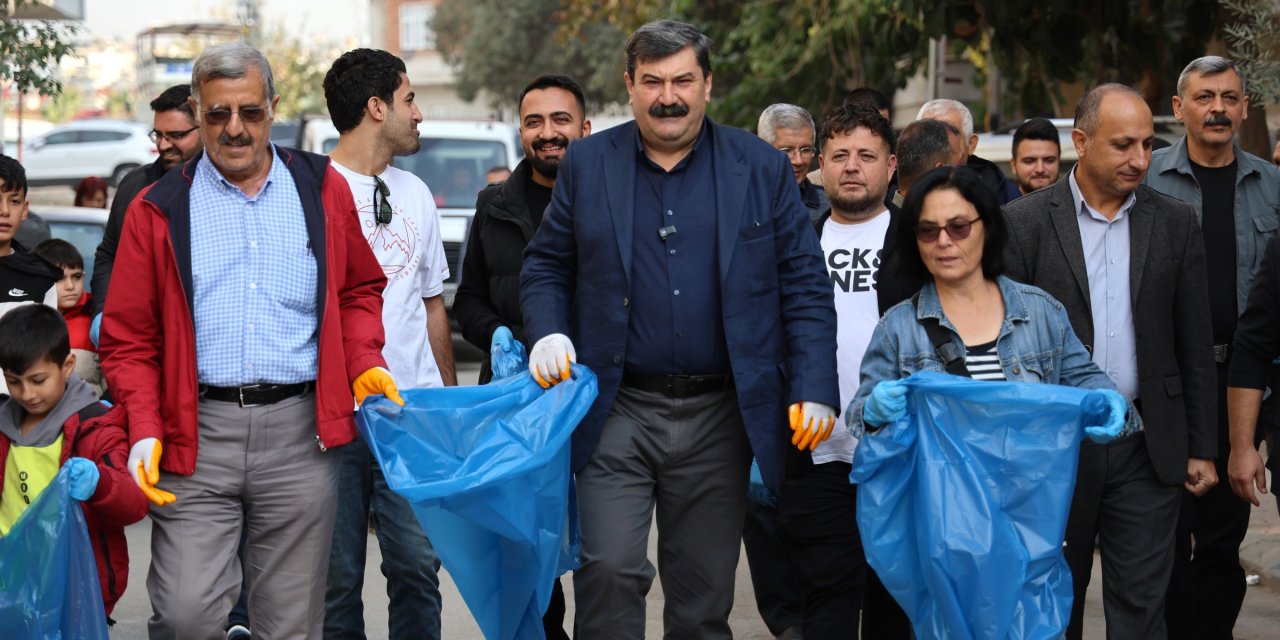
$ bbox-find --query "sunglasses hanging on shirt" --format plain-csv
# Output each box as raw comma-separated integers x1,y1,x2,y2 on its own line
373,176,393,225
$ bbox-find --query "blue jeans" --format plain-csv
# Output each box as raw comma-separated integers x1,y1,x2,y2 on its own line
324,437,442,639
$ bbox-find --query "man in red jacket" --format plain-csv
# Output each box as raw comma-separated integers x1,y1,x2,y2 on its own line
99,41,400,639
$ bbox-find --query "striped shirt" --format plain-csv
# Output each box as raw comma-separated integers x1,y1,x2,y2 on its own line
964,340,1006,381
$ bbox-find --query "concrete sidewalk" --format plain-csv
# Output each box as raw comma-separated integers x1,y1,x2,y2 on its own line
1238,471,1280,589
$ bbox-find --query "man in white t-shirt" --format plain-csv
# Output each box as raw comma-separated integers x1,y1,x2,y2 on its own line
777,101,913,638
320,48,456,640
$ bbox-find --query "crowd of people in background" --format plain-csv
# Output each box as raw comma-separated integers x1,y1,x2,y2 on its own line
0,15,1278,640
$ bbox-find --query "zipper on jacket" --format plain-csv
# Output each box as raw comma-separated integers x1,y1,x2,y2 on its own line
315,434,327,452
97,528,117,600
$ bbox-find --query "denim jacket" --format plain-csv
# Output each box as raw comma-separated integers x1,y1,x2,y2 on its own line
847,275,1143,438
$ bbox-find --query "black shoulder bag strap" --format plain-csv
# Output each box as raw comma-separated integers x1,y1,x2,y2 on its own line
912,290,972,378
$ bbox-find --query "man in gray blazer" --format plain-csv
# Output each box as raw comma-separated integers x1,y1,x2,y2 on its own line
1002,83,1218,639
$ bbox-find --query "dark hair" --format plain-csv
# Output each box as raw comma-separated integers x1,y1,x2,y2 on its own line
0,304,70,375
896,119,958,186
894,165,1006,283
1074,83,1143,135
73,176,109,207
518,74,588,120
0,154,27,198
150,84,195,117
817,101,895,154
1012,117,1060,159
843,87,892,116
625,20,712,80
33,238,83,270
323,48,409,133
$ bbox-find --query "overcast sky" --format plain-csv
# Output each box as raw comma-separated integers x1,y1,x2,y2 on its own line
82,0,367,44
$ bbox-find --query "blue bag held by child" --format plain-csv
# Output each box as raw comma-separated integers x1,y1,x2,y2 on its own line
0,466,110,639
851,371,1107,640
357,362,597,640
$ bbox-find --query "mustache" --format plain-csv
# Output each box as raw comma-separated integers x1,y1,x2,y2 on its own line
649,102,689,118
1204,113,1233,128
533,135,570,152
218,132,253,146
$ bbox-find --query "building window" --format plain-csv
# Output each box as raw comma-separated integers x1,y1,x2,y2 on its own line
400,3,435,52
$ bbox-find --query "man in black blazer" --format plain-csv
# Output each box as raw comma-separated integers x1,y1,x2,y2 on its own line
1002,84,1218,639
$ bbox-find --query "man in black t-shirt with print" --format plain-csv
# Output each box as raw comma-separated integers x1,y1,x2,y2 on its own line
1144,55,1280,640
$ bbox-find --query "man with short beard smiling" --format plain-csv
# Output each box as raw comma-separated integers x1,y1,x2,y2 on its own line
453,73,591,639
1145,55,1280,640
781,101,913,639
90,84,204,317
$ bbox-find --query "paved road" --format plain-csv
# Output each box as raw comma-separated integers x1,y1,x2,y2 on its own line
107,360,1280,638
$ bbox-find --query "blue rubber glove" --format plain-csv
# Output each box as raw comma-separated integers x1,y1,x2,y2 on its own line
863,379,909,427
747,459,778,508
90,312,102,349
489,326,528,380
1084,389,1127,444
66,457,100,501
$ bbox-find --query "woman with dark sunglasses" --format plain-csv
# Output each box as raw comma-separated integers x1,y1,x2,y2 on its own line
847,165,1132,437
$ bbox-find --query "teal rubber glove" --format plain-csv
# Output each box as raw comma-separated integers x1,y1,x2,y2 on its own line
90,312,102,348
747,459,777,508
863,379,909,427
1084,389,1127,444
489,326,528,380
66,457,100,501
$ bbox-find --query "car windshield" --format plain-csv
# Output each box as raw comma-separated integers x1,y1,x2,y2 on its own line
392,139,508,209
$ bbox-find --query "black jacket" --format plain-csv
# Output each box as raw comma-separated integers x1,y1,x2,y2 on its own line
91,159,168,315
453,160,542,383
813,202,921,315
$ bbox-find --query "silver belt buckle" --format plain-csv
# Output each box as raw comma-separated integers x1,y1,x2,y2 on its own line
238,384,264,408
1213,344,1231,364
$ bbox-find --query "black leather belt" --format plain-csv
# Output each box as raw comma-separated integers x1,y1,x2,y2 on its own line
622,372,734,398
1213,344,1232,364
198,382,314,407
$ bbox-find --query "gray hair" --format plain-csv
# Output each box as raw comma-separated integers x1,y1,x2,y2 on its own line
917,99,973,139
625,20,712,80
757,104,815,145
191,41,277,111
1074,83,1144,135
1176,55,1246,97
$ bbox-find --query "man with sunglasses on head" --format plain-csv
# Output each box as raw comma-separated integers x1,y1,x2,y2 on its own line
90,84,203,317
320,47,455,640
98,42,399,638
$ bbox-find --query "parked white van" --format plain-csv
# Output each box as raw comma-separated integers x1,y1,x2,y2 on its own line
298,118,522,310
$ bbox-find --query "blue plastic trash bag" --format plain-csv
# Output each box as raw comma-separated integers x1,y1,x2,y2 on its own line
357,364,597,640
851,371,1107,640
0,466,110,639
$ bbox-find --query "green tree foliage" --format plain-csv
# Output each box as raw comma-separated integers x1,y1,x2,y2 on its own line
0,0,79,96
258,24,339,120
440,0,1223,129
433,0,630,114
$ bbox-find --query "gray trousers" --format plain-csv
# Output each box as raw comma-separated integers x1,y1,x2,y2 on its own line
1063,432,1182,640
574,385,753,639
146,393,341,640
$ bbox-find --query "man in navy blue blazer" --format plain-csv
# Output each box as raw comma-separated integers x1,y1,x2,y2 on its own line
520,19,839,639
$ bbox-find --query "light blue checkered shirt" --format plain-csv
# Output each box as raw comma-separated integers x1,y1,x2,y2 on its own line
189,147,319,386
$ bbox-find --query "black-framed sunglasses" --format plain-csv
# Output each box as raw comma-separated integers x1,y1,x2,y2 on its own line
915,217,981,243
202,106,268,126
373,176,393,225
149,126,199,144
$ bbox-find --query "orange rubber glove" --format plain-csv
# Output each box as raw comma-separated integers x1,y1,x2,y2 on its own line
353,366,405,407
127,438,176,506
789,401,837,451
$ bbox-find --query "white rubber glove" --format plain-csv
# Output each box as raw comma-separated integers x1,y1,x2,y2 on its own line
529,333,576,388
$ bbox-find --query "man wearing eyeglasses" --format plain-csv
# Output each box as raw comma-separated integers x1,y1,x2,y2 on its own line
90,84,203,317
758,104,827,222
99,42,398,638
320,47,455,640
1002,84,1217,639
